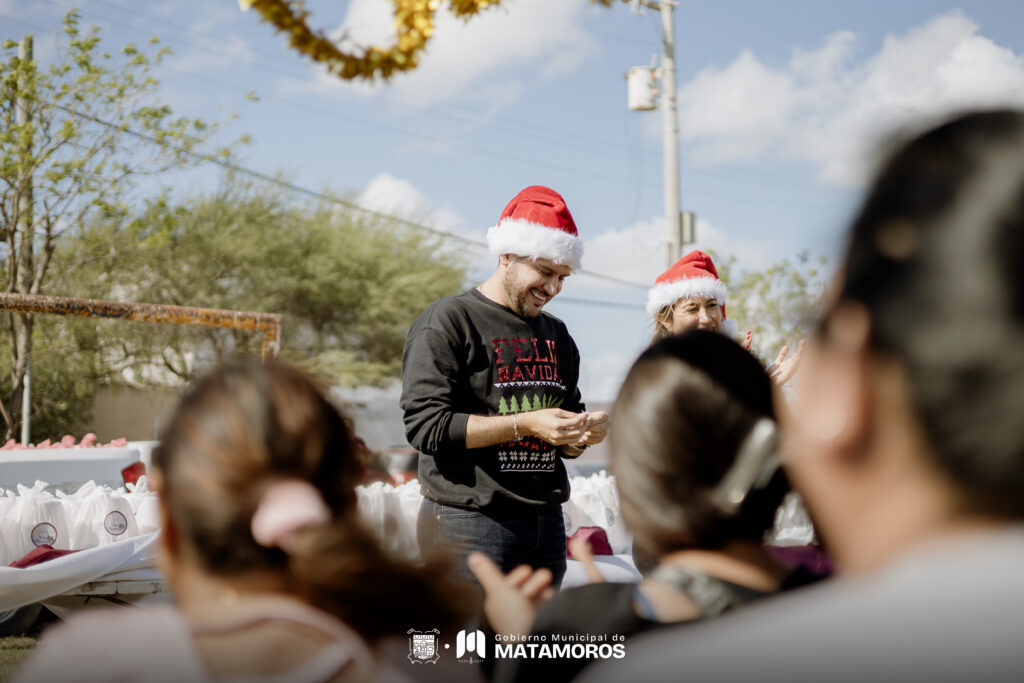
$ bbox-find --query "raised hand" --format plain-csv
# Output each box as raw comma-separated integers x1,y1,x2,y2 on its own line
767,340,806,387
568,536,606,584
468,552,556,637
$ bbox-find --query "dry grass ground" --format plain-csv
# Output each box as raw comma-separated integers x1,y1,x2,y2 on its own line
0,636,35,682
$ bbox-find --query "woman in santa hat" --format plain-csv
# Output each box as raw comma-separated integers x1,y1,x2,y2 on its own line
647,250,803,386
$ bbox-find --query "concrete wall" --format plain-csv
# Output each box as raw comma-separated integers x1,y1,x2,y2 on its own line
89,385,184,442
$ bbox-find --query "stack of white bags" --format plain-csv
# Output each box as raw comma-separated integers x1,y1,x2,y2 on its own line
2,470,807,569
352,471,632,562
0,478,160,566
562,471,631,554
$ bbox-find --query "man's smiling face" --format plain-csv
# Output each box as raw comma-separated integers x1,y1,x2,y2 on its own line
501,255,572,318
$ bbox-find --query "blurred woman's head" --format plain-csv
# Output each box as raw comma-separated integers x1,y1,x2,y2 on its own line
155,358,358,575
611,330,789,558
786,110,1024,566
153,357,467,639
648,251,736,342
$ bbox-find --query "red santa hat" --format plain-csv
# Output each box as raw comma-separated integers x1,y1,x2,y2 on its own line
486,186,584,270
647,250,738,335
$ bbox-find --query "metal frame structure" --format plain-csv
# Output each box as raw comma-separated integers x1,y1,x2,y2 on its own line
0,292,282,360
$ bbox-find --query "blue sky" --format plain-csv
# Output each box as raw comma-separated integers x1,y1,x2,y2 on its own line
5,0,1024,402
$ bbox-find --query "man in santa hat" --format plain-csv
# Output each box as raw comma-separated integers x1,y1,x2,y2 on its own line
401,185,608,589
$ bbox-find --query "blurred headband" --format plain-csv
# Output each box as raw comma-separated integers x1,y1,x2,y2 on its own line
710,418,781,515
251,479,331,553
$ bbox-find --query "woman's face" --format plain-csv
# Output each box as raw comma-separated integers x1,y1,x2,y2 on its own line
664,297,723,335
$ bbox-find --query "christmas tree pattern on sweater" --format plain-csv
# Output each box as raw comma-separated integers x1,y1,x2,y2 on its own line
491,336,568,473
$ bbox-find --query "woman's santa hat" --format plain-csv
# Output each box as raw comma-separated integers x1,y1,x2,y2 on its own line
647,250,738,335
486,186,584,270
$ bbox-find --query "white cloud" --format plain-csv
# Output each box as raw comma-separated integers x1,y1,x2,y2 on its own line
576,214,769,290
299,0,597,108
357,173,466,234
677,11,1024,187
356,173,502,270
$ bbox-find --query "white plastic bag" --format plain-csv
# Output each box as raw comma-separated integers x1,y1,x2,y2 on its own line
71,486,140,549
9,481,72,560
566,472,632,554
767,491,817,547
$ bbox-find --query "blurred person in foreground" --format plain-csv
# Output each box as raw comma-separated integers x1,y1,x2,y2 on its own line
472,331,804,683
16,358,469,683
581,109,1024,683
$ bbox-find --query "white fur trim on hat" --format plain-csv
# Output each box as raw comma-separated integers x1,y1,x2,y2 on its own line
486,218,584,270
645,276,728,316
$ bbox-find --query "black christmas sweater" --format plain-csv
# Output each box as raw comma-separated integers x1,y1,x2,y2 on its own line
401,288,585,509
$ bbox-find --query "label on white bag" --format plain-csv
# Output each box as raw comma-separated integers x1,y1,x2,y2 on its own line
104,511,128,536
31,522,57,546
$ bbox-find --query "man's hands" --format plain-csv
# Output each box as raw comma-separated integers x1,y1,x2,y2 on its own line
519,409,609,446
465,409,610,450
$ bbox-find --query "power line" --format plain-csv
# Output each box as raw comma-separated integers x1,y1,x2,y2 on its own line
0,8,654,291
555,297,643,310
31,0,851,199
6,5,855,217
52,102,652,290
72,0,654,154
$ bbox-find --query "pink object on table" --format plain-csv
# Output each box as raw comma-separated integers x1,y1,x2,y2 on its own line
108,438,127,448
566,526,614,558
80,433,98,448
60,435,77,448
1,439,15,450
9,544,81,568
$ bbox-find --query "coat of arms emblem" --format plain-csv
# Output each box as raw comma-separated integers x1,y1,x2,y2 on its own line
407,628,440,664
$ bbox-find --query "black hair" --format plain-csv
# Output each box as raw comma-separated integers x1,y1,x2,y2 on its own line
155,357,470,640
611,330,789,556
836,108,1024,516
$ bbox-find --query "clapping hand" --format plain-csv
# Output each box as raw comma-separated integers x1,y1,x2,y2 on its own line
742,332,806,387
468,553,556,638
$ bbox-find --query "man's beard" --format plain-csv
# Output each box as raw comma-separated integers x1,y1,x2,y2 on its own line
503,271,539,318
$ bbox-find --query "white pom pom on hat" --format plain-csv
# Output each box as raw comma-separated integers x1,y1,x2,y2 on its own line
486,185,584,270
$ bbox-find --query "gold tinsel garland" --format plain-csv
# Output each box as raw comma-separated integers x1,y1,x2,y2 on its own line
241,0,616,81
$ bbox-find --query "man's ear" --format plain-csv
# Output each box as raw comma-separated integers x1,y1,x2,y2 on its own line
800,302,873,461
498,253,513,267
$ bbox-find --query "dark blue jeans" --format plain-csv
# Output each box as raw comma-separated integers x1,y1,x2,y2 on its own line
417,498,567,589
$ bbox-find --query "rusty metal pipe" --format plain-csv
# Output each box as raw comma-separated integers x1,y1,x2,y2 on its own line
0,293,283,360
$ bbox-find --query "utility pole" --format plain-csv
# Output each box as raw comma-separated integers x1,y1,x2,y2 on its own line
16,36,33,445
625,1,691,268
658,1,681,268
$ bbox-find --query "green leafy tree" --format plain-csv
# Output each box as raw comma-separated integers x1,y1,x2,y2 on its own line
715,251,830,362
55,176,467,394
0,12,234,440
